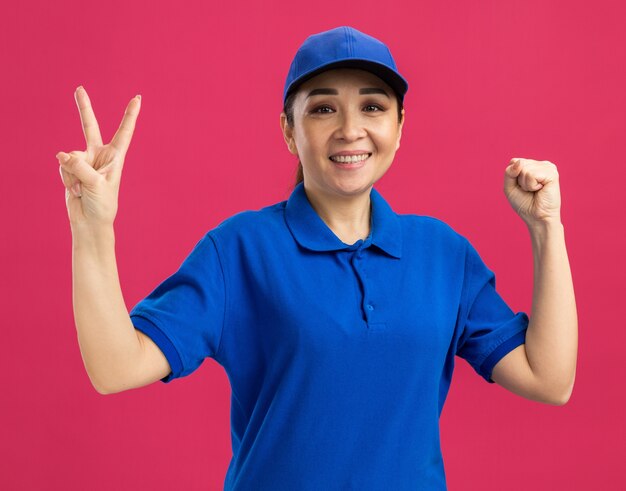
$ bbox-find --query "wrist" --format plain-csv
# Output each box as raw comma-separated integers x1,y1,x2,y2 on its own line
526,217,563,233
526,219,565,250
71,223,116,249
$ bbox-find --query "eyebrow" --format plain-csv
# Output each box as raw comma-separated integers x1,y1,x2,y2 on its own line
305,88,390,99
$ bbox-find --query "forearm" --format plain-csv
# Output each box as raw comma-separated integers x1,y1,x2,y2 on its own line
71,225,141,394
524,220,578,401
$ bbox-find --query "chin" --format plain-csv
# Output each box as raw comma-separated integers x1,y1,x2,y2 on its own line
329,179,374,196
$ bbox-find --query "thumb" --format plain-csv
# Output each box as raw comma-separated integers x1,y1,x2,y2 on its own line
56,152,101,187
504,159,522,194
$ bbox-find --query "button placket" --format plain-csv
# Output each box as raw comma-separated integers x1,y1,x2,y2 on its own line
350,245,373,324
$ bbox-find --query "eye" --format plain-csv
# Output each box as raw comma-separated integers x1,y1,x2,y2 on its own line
311,105,334,114
309,104,385,114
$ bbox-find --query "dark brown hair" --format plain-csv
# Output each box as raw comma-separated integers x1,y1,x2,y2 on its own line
283,87,404,189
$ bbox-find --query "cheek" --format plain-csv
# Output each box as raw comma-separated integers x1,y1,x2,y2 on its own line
297,126,328,153
372,126,400,150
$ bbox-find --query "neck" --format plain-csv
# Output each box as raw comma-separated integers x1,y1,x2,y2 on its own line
303,182,372,245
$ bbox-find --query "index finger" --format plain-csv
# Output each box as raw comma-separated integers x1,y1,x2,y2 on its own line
110,95,141,155
74,86,104,148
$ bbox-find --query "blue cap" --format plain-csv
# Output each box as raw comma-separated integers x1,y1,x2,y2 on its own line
283,26,409,105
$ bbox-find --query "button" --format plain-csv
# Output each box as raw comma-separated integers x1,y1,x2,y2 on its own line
366,304,374,311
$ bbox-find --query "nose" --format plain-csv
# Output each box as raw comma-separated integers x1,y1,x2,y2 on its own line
333,109,367,142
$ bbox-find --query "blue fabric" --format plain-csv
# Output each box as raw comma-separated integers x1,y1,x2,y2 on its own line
129,182,529,490
283,26,409,104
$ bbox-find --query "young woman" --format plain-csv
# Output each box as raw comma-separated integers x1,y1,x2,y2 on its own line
57,26,577,490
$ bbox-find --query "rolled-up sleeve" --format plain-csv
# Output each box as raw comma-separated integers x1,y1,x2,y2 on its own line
129,232,227,383
455,238,529,383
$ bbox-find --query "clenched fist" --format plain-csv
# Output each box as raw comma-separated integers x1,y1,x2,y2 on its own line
504,158,562,226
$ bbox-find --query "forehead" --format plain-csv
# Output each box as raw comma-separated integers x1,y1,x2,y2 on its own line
297,68,393,95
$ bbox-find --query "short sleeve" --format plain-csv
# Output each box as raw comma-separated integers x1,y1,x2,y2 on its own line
455,238,529,384
129,232,226,383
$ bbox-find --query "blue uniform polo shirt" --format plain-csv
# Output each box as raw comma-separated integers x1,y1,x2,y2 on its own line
129,181,529,490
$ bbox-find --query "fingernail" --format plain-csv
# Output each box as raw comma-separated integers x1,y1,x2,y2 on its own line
75,85,83,93
136,94,141,100
58,153,70,163
72,182,82,197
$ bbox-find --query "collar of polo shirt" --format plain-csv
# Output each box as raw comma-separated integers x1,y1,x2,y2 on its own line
284,182,402,258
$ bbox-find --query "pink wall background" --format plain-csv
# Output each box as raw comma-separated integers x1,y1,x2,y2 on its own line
2,0,624,489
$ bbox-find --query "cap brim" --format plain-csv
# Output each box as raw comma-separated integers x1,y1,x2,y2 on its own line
284,59,408,103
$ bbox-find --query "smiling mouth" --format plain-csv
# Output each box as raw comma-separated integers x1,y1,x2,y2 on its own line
328,153,372,163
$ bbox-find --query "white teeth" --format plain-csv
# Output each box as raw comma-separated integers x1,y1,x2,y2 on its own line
330,153,370,163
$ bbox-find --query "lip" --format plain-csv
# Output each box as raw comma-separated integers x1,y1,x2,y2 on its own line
329,150,372,157
330,153,371,170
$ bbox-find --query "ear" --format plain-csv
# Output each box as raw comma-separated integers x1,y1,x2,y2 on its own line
280,112,299,156
395,108,405,151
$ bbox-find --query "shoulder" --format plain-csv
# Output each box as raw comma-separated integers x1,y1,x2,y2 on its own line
396,212,469,252
395,215,494,280
205,199,289,246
